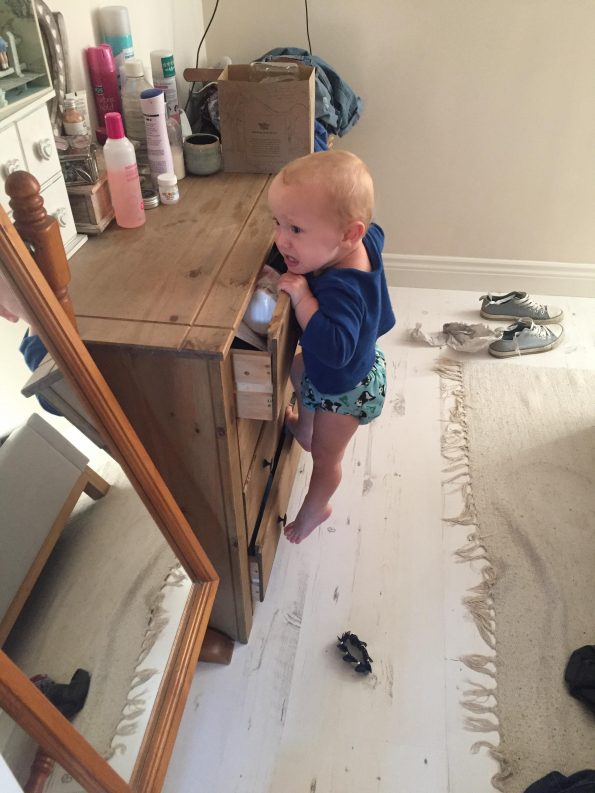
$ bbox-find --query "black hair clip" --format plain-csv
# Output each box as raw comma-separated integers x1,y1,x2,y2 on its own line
337,631,373,674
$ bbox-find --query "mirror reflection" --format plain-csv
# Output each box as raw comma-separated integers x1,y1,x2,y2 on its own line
0,263,194,789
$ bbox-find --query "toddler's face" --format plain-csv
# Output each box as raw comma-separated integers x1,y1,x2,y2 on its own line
268,177,346,276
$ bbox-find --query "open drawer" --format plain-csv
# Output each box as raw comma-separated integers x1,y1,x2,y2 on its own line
242,381,293,539
232,291,299,421
252,431,303,601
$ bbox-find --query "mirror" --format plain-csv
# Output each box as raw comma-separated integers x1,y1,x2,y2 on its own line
0,202,218,792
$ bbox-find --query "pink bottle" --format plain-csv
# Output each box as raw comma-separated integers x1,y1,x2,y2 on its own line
86,44,122,144
103,112,145,229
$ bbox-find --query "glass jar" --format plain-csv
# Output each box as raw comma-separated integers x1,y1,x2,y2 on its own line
63,97,86,136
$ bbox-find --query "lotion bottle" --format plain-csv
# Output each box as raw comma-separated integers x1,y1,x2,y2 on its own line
103,111,145,229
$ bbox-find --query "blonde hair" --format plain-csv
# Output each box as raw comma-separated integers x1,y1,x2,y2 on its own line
278,150,374,229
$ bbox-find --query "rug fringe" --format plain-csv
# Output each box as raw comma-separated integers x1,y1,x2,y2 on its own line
436,359,507,789
103,561,188,760
471,741,513,791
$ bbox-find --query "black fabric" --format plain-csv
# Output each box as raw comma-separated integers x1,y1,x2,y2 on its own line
565,645,595,715
524,770,595,792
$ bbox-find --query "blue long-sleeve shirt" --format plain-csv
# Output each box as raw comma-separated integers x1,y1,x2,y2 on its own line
300,223,395,394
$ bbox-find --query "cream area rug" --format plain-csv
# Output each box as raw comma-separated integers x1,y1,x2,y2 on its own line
2,456,179,774
437,360,595,793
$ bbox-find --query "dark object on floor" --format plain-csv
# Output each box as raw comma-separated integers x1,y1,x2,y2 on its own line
337,631,373,674
30,668,91,719
198,627,234,665
564,645,595,716
523,769,595,792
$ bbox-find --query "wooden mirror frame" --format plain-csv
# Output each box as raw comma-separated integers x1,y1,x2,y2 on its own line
0,203,219,792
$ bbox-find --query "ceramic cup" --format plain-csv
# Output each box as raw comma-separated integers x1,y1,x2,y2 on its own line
183,133,222,176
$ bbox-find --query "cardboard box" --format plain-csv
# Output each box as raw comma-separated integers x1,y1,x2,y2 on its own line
217,63,315,173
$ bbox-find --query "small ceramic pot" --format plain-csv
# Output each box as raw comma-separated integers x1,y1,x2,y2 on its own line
183,133,222,176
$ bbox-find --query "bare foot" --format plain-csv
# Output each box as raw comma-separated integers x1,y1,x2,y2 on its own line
284,405,312,452
284,503,332,544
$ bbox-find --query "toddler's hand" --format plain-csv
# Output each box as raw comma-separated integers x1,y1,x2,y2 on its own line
278,273,310,308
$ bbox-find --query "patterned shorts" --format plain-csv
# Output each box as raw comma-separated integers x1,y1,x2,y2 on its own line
301,348,387,425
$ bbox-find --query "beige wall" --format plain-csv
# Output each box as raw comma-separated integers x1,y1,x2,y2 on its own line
48,1,204,133
201,0,595,264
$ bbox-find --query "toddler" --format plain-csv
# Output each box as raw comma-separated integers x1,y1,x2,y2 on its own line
268,150,396,544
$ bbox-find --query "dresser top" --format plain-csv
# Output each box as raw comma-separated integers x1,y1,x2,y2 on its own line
69,172,273,357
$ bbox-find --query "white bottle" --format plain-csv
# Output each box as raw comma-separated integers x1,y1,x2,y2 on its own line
121,59,152,146
140,88,174,186
150,50,179,120
103,111,145,229
157,172,179,205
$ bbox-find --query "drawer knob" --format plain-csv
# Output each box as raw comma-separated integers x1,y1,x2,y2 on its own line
52,208,68,228
36,138,54,161
262,457,272,469
278,513,287,527
4,158,23,176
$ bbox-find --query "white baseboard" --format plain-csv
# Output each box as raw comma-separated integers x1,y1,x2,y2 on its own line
384,253,595,297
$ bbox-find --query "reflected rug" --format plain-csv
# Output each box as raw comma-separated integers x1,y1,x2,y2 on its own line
2,456,178,777
437,360,595,792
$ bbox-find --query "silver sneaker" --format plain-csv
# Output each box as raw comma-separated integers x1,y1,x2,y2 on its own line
488,318,564,358
480,291,563,324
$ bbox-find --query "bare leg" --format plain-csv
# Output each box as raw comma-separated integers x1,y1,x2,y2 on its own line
285,410,359,544
284,351,315,452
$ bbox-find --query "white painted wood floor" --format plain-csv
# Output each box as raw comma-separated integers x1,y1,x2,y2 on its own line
1,286,593,793
162,286,595,793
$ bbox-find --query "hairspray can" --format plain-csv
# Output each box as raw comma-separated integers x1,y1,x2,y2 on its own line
86,44,122,144
99,5,134,86
140,88,174,185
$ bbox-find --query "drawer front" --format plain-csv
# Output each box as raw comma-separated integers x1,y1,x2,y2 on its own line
41,175,78,248
268,291,300,418
233,349,273,420
254,432,302,601
243,399,287,533
17,105,61,187
242,379,294,540
0,125,25,210
237,417,264,485
232,291,299,421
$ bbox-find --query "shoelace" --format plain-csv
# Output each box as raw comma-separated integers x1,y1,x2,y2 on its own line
481,292,548,317
511,320,553,355
515,294,548,317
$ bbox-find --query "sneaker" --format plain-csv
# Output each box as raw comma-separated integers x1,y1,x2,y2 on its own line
488,318,564,358
480,291,563,324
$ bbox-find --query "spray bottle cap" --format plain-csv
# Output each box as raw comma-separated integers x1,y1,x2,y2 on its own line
86,44,117,76
124,58,144,78
150,50,175,78
105,112,125,139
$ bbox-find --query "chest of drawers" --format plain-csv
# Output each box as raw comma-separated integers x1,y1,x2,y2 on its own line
62,172,301,642
0,96,87,258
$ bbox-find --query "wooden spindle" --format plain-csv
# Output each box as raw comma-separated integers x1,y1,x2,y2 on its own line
24,747,55,793
5,171,77,330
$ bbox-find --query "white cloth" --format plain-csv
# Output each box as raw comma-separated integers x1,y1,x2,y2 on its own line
410,321,503,352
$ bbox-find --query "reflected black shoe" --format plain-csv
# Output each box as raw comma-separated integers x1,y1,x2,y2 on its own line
31,668,91,719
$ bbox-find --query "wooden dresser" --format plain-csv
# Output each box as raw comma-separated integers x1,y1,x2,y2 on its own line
66,172,301,642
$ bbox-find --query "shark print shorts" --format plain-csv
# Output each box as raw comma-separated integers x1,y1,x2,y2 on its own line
301,348,387,425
